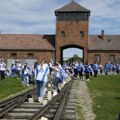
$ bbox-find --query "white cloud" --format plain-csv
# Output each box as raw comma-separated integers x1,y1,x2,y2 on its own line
0,0,120,34
77,0,120,34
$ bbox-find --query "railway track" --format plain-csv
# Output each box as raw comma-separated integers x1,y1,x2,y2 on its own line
0,78,76,120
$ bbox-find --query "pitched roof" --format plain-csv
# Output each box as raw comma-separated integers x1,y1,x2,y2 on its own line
88,35,120,50
55,1,90,13
0,34,55,50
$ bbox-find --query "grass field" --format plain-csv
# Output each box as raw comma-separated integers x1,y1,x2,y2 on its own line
0,77,33,102
87,74,120,120
0,74,120,119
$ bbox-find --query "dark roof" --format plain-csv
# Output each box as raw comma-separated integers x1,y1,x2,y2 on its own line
0,34,55,50
88,35,120,50
55,1,90,13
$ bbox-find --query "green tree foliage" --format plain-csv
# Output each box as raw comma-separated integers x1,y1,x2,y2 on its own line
65,54,83,63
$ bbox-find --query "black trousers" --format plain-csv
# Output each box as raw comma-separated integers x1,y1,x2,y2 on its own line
0,70,5,80
94,71,98,77
86,72,89,79
74,69,78,78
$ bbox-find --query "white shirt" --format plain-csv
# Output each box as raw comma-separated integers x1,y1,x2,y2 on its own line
24,68,29,75
0,62,6,71
36,63,49,83
16,63,22,70
53,66,60,78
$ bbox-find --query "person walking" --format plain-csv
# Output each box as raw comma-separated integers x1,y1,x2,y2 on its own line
0,58,6,80
35,61,49,104
84,61,90,81
32,62,38,85
116,64,120,74
77,61,84,80
93,62,99,78
23,65,30,86
104,62,110,76
16,60,22,79
51,62,62,93
72,60,78,79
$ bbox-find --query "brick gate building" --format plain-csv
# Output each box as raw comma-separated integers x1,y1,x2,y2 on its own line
55,2,90,63
0,1,120,67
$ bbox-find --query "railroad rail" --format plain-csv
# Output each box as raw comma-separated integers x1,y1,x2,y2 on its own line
0,78,76,120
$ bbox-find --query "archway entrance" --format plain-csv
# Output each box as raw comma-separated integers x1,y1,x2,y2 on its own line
60,45,84,64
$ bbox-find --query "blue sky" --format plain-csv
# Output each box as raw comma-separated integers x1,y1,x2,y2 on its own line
0,0,120,58
0,0,120,35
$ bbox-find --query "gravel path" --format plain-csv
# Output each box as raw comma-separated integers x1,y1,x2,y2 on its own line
74,80,96,120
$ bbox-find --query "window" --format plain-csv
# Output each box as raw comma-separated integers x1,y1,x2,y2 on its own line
61,31,65,37
80,31,84,37
109,55,115,63
57,12,89,21
28,53,33,58
57,13,66,21
11,53,17,58
94,54,101,63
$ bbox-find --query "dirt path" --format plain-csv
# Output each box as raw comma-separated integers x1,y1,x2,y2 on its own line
74,80,96,120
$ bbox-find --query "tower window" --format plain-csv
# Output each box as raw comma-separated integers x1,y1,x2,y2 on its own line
56,12,89,21
61,31,65,37
80,31,84,37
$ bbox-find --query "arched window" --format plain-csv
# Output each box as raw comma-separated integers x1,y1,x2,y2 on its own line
94,54,101,63
109,55,115,63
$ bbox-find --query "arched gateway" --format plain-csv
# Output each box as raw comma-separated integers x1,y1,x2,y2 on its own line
54,1,90,64
61,45,83,64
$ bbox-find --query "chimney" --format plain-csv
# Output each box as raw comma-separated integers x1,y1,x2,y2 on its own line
101,30,104,39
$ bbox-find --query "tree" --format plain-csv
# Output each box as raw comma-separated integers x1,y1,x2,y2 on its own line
65,54,83,63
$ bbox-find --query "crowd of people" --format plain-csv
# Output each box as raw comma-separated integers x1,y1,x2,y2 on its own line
63,61,120,81
0,58,120,104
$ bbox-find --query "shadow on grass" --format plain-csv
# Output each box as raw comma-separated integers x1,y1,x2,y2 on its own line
115,97,120,100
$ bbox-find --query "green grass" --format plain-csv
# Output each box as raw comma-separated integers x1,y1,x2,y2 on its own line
75,81,84,120
76,104,84,120
87,74,120,120
0,77,33,102
1,74,120,119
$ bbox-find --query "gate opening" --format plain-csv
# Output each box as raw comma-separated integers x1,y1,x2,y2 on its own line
61,46,83,65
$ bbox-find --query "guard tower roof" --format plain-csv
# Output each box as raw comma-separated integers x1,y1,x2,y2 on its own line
55,1,90,13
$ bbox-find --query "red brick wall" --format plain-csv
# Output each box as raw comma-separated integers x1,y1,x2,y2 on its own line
0,50,53,63
88,51,120,65
55,21,89,63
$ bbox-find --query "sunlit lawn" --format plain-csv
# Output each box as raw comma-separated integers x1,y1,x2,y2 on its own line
0,77,33,102
87,74,120,120
0,74,120,120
